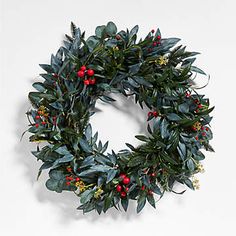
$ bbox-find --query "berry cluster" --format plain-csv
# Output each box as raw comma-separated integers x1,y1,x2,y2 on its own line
116,173,131,198
147,111,158,119
34,106,48,128
34,106,58,128
148,29,161,52
77,65,96,85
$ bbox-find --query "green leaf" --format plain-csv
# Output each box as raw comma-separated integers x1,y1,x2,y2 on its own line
121,197,129,211
150,183,162,195
167,113,182,121
79,139,93,153
137,194,146,213
178,103,189,113
129,63,141,75
91,165,111,173
184,178,194,190
103,191,113,212
39,64,54,73
95,25,106,38
46,170,65,193
133,76,153,88
129,25,139,38
106,21,117,36
46,178,63,193
135,135,149,142
32,82,46,92
50,101,63,111
191,66,206,75
161,38,181,51
161,151,178,165
80,189,95,204
86,36,99,52
55,145,71,155
197,106,215,116
85,124,92,141
160,118,169,139
177,142,186,160
106,169,118,184
187,159,195,171
147,194,156,208
51,154,74,168
128,156,144,167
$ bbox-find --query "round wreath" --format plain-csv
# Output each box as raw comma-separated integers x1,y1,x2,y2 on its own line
26,22,214,214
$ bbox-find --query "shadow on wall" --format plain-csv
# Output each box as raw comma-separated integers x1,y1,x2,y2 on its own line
15,94,151,223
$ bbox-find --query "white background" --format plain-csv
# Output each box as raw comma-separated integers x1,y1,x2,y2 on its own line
1,0,236,235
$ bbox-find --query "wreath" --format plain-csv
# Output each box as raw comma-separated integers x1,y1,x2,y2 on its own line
26,21,214,214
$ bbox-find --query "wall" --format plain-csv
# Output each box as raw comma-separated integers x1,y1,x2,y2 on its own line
1,0,235,235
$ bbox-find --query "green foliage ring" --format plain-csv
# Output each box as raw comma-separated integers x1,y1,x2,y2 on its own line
26,22,214,214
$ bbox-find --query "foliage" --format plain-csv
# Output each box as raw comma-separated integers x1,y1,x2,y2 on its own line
26,22,214,214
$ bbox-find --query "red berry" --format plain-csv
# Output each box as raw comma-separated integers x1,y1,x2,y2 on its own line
148,111,153,117
35,115,40,119
157,35,161,40
66,182,70,186
119,173,126,179
120,191,126,198
195,109,199,113
205,127,209,131
194,99,199,104
151,172,156,177
35,123,39,128
125,187,129,192
153,42,157,47
87,69,94,76
141,185,145,191
77,70,85,78
153,111,158,117
202,132,206,136
75,177,80,181
201,126,205,130
84,79,90,85
80,65,86,71
41,121,46,125
195,136,199,140
192,127,197,131
116,185,122,192
67,167,72,172
151,29,155,33
123,177,130,185
89,78,96,85
198,104,202,108
186,92,191,98
116,35,121,40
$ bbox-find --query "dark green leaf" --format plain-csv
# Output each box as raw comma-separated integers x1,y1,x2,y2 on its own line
137,194,146,213
79,139,93,153
167,113,182,121
106,169,118,183
147,194,156,208
80,189,95,204
106,21,117,36
121,197,129,211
